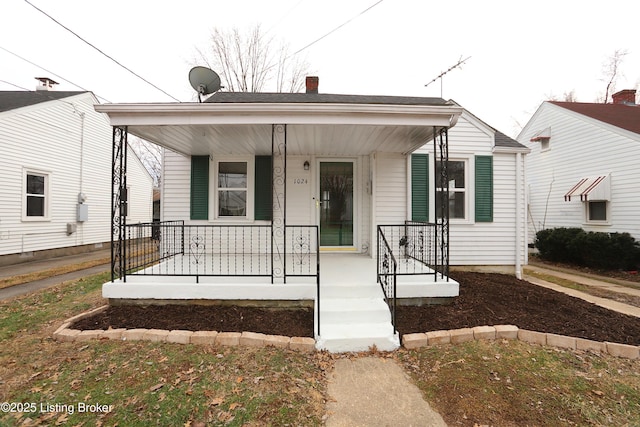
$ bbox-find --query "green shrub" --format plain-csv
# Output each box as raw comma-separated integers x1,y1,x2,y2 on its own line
535,227,584,264
535,228,640,270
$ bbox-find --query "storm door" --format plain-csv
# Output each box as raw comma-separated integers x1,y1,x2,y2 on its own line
319,161,354,247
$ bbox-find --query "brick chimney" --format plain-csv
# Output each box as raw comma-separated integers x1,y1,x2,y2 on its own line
305,76,319,94
35,77,58,91
612,89,636,105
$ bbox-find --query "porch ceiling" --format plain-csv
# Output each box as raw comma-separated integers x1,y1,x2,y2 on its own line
126,123,441,156
95,102,462,156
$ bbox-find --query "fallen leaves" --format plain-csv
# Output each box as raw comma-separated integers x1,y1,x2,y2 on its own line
210,397,224,407
149,383,165,392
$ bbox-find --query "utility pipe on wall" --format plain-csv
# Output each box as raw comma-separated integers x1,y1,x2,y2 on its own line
515,152,523,279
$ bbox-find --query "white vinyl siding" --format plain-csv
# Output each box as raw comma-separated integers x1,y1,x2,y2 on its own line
0,93,153,256
286,155,312,225
374,153,407,224
448,153,522,266
522,102,640,242
162,150,192,222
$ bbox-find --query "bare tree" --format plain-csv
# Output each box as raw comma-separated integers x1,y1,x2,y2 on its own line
562,90,577,102
129,136,163,187
196,24,311,93
600,49,629,103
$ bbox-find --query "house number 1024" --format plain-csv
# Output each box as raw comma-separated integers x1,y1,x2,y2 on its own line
293,178,308,185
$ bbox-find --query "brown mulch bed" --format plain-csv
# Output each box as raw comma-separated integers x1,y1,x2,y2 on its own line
397,271,640,345
72,305,315,338
72,271,640,345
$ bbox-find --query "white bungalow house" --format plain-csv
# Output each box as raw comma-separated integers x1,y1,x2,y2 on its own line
520,89,640,243
95,76,528,352
0,79,154,266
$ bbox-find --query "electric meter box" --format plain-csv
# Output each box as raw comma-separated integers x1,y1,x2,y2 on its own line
77,204,89,222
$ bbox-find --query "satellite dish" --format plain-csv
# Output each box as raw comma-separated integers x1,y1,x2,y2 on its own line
189,66,221,102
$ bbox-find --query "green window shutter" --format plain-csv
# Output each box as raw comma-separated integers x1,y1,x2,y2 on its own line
254,155,272,221
411,154,429,221
190,156,209,220
475,155,493,222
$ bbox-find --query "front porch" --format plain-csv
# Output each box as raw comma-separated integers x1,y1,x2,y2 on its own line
99,91,463,351
104,221,458,351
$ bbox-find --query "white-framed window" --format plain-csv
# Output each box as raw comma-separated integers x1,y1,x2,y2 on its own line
539,137,550,152
586,200,608,223
435,159,467,220
212,157,254,220
23,168,50,221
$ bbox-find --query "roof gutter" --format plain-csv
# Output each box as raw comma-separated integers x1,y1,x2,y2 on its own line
94,102,463,128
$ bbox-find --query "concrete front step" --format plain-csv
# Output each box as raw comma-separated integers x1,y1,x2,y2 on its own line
316,322,400,352
320,297,391,323
321,284,384,299
316,282,398,352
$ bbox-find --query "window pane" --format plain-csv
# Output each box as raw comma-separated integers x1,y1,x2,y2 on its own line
435,161,465,189
27,196,45,216
219,190,246,216
218,162,247,188
589,201,607,221
26,174,45,195
435,191,465,219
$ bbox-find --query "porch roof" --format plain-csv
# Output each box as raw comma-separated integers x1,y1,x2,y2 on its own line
95,96,462,156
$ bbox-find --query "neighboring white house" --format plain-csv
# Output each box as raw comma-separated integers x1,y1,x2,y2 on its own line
0,82,154,266
95,76,528,351
519,89,640,244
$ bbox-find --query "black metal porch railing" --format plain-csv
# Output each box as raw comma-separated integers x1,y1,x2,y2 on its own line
285,225,320,279
377,225,397,334
120,222,320,286
377,221,448,280
124,220,184,276
285,225,320,336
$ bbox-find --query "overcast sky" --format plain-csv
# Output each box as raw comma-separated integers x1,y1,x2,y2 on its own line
2,0,639,137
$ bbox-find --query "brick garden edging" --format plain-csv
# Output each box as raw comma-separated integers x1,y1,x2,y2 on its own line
53,307,640,359
402,325,640,360
52,305,316,352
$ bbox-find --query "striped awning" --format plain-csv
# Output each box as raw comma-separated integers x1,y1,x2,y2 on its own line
564,175,610,202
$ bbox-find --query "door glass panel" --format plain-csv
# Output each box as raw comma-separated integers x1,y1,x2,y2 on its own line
320,162,353,246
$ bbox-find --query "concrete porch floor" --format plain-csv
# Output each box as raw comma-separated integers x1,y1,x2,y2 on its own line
103,253,458,352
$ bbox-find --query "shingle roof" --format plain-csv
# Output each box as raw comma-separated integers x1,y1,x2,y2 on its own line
205,91,448,106
0,91,86,113
550,101,640,135
494,130,526,149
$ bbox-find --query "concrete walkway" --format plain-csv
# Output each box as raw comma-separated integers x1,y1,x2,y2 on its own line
523,263,640,318
325,357,446,427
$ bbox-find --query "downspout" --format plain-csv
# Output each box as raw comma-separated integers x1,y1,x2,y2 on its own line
371,152,377,259
515,152,523,279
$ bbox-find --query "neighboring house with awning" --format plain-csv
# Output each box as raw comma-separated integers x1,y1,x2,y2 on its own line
519,89,640,243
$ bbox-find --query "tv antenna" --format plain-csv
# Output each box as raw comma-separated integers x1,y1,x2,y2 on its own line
189,66,222,102
425,55,471,98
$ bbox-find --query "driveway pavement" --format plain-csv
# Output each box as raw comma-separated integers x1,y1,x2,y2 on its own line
0,249,110,300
